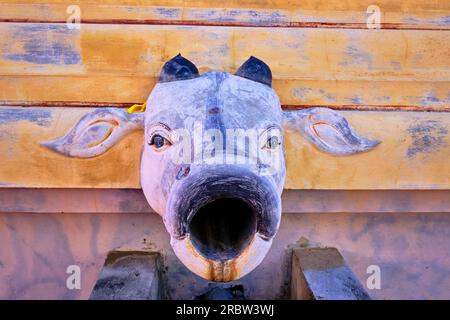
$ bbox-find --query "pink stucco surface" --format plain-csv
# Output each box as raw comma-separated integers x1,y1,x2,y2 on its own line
1,210,449,299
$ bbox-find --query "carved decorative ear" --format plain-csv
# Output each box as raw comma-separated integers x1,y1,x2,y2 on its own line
159,53,199,83
235,56,272,87
41,108,144,158
283,108,380,155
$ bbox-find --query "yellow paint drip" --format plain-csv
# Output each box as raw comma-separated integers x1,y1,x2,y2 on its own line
127,102,147,114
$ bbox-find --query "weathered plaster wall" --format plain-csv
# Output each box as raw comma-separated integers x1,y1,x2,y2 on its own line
1,211,449,299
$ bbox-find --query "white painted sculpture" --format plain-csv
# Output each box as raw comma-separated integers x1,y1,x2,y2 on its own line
43,55,380,281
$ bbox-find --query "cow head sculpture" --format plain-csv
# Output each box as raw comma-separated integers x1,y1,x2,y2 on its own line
42,55,380,282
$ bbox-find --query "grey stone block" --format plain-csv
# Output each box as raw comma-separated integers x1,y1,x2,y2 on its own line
90,251,164,300
291,247,370,300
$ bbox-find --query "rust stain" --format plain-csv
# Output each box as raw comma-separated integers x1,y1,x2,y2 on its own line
283,105,450,112
0,100,136,108
207,259,238,282
2,101,449,112
208,260,215,282
0,19,449,31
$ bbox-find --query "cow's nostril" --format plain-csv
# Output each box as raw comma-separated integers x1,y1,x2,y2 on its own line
188,198,257,261
176,166,191,180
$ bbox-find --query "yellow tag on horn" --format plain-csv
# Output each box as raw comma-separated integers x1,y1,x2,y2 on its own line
127,102,147,114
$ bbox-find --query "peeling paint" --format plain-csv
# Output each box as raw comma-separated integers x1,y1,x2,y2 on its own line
0,108,52,127
154,7,181,19
3,24,80,65
407,120,448,158
340,45,373,69
421,91,442,105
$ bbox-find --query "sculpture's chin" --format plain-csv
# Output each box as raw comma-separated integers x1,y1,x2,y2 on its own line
170,234,272,282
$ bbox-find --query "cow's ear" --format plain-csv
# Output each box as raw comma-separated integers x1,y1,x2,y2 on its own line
283,108,380,155
235,56,272,87
159,54,199,83
41,108,144,158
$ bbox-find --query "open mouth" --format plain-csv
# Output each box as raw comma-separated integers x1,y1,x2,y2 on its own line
164,165,282,281
189,198,257,261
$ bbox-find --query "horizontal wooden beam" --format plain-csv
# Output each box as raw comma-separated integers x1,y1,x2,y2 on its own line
1,24,448,80
0,0,449,29
1,189,449,214
1,100,450,113
0,107,449,189
0,23,449,108
1,78,449,110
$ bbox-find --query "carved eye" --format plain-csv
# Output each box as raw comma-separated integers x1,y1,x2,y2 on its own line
149,134,171,150
263,136,280,150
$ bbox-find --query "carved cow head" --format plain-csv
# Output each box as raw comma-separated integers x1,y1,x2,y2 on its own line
42,55,380,282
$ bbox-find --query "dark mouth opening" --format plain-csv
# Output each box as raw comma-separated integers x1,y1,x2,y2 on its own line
188,198,257,261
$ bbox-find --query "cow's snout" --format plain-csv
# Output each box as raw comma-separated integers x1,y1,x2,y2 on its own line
164,165,281,281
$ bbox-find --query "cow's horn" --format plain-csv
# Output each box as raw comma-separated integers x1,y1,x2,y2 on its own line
159,54,200,83
235,56,272,87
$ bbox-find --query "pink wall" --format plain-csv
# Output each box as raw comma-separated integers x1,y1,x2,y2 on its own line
1,210,449,299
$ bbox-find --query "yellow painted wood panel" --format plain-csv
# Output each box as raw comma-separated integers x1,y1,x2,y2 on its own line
1,24,449,80
0,0,449,29
0,107,142,188
0,106,449,189
284,111,450,189
1,77,449,108
0,24,449,107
